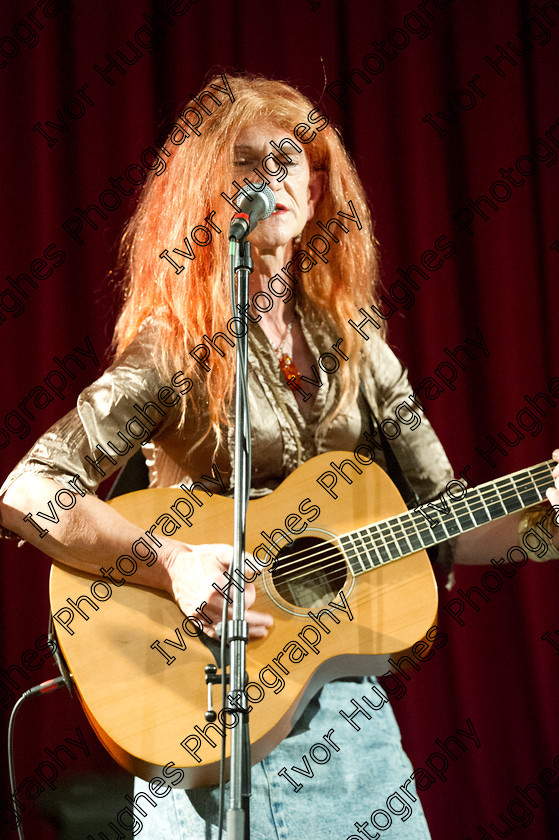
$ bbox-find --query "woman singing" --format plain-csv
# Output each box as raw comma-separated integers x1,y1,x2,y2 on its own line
2,75,558,839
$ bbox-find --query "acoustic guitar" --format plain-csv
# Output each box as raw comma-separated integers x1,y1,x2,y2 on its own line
49,450,554,788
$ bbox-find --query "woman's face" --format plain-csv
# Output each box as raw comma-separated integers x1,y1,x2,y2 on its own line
233,123,321,252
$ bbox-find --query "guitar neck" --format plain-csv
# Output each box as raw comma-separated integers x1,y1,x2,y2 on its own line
342,460,555,574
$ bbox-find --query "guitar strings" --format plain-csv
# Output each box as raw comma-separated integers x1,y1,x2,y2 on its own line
272,467,554,586
256,462,555,591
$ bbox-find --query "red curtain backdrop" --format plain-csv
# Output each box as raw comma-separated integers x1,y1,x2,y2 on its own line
1,1,558,837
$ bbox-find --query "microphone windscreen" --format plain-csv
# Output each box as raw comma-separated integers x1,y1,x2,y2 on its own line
235,183,276,220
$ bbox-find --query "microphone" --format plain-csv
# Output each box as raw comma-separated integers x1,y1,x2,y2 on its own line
229,182,276,241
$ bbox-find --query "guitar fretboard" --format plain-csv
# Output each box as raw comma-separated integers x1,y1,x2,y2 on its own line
340,461,555,574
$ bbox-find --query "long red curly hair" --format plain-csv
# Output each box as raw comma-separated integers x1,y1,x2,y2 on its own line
113,74,383,443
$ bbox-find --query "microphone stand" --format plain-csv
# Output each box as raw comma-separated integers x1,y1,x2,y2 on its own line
226,234,253,840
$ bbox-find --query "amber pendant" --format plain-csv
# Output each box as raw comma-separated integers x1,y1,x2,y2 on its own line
278,353,301,388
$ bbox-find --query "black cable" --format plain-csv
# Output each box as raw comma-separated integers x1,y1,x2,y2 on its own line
217,564,230,840
7,676,70,840
229,245,252,506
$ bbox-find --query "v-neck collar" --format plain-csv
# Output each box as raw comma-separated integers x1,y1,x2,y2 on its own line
249,302,329,431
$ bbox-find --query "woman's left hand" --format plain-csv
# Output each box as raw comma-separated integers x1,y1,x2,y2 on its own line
546,449,559,507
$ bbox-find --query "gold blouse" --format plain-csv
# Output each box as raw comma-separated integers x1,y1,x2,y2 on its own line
0,314,456,580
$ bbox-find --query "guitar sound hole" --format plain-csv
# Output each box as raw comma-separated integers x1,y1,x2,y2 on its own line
271,536,347,609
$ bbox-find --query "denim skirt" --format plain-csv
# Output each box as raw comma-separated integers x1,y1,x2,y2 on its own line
134,677,432,840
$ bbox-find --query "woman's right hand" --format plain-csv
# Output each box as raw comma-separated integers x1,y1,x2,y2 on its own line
161,540,274,640
1,474,273,638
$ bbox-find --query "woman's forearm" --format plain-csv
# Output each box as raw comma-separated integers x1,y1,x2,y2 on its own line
0,473,172,591
454,511,523,565
0,473,274,638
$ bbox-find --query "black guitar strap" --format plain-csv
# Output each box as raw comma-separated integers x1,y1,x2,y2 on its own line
359,379,419,510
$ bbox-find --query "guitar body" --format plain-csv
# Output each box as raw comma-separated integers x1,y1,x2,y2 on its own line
49,451,438,788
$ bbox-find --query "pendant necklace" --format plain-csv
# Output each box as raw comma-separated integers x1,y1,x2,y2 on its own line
272,318,302,389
